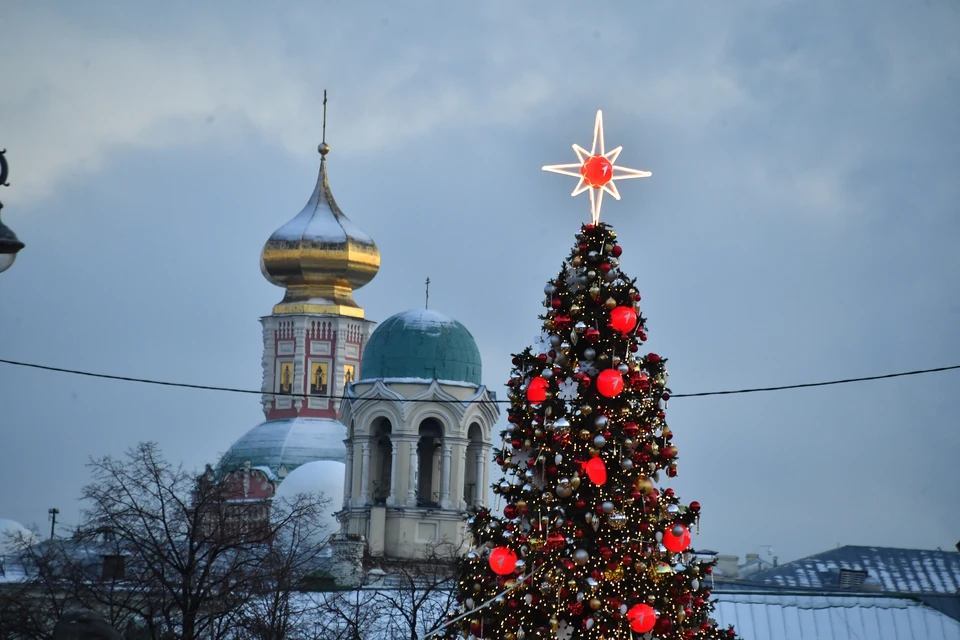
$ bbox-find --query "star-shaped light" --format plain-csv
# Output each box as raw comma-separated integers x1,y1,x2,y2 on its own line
542,110,651,223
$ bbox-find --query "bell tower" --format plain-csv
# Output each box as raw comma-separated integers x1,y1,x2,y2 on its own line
258,140,379,421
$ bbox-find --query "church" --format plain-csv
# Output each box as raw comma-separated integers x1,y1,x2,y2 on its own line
215,136,499,561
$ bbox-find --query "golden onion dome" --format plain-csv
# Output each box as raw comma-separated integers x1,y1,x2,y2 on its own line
260,144,380,317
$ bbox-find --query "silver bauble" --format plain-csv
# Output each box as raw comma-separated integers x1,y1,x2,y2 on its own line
593,435,606,448
573,549,590,565
601,501,615,514
584,347,597,360
594,415,609,428
621,458,634,470
541,369,554,380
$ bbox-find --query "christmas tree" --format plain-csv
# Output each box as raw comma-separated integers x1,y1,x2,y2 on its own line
441,113,739,640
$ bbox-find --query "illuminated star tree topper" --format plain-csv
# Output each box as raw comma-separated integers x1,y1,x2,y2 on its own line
542,110,652,224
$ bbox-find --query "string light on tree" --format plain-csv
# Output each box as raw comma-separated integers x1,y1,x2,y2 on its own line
542,110,652,224
441,111,739,640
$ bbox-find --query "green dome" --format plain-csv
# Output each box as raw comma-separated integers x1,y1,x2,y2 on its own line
361,309,482,385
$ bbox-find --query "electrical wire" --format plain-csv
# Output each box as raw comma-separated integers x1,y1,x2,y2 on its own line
1,358,957,403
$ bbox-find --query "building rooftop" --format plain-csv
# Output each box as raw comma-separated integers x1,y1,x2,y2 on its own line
360,309,482,386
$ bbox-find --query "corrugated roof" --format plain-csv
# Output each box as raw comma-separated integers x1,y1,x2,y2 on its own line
713,592,960,640
748,546,960,594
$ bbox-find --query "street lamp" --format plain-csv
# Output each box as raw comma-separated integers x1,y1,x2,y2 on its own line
0,149,25,274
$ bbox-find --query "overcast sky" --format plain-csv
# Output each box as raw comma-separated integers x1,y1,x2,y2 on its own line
1,1,958,564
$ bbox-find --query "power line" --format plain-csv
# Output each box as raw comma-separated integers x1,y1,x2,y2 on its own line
1,358,958,403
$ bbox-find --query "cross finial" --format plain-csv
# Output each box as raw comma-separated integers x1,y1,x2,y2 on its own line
318,90,330,156
425,277,430,309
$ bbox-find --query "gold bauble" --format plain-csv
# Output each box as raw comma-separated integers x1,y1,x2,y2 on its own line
604,566,624,582
473,583,482,592
570,475,581,489
572,256,583,267
549,618,559,632
587,446,600,457
544,319,555,330
579,429,592,441
529,537,544,550
653,562,675,580
581,405,593,415
516,499,527,510
567,578,578,589
589,598,602,611
570,304,581,315
589,285,601,297
636,477,653,494
605,297,617,309
505,632,516,640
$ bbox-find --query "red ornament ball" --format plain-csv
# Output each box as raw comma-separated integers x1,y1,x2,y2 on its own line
489,547,518,575
663,524,692,553
609,306,638,334
581,155,613,187
585,457,607,485
612,245,623,257
596,369,625,397
527,377,549,405
689,501,701,513
585,327,601,342
627,603,656,633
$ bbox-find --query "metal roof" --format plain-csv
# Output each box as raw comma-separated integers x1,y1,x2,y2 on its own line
218,417,346,475
361,310,482,386
747,546,960,594
712,592,960,640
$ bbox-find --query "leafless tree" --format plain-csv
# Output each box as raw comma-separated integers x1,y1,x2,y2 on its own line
1,442,331,640
370,539,461,640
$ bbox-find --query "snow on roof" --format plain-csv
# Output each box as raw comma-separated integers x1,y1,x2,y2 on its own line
748,546,960,594
713,592,960,640
0,519,37,555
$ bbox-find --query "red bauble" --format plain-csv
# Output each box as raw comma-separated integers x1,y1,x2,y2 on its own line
503,504,518,519
526,377,549,405
551,298,562,309
663,524,692,553
596,369,625,397
647,353,662,363
489,547,518,575
627,604,656,633
655,616,673,634
585,457,607,485
609,306,638,335
689,501,701,512
585,327,601,342
612,245,623,257
600,263,611,273
580,155,614,187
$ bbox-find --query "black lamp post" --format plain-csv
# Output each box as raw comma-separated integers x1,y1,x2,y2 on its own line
0,149,25,274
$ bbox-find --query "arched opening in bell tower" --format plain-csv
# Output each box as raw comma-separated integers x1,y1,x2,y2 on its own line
370,417,393,505
416,418,444,507
464,422,485,508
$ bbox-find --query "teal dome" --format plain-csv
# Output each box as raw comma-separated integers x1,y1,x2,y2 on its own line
361,309,482,385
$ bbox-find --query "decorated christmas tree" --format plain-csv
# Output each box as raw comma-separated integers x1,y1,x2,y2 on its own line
441,112,739,640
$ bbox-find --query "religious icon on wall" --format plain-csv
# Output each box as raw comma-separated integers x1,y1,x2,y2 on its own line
310,361,329,396
278,361,293,394
344,364,356,385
